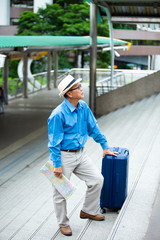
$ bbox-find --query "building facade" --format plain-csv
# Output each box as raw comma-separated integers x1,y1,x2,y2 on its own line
0,0,53,35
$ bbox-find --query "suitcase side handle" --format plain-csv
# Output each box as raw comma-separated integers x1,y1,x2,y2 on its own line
124,149,129,155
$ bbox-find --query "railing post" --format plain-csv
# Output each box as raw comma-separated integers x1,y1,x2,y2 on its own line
16,79,19,97
41,74,43,89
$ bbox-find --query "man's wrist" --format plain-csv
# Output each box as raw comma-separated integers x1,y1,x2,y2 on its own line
50,159,62,168
101,143,109,150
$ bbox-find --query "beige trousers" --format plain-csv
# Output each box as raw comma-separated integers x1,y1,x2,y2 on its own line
52,148,104,227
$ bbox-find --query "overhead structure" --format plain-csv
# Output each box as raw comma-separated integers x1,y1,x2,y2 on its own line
90,0,160,22
89,0,160,114
0,35,129,103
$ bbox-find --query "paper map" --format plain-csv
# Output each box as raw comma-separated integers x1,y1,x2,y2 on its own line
40,160,76,200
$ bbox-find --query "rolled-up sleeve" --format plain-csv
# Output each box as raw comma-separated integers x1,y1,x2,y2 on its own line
48,114,64,168
87,107,109,150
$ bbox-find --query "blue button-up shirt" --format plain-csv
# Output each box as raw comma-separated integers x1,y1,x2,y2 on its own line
48,98,109,168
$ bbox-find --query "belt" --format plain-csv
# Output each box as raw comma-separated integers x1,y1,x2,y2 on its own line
61,149,81,153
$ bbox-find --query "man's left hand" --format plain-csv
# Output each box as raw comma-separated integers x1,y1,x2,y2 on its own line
103,148,119,158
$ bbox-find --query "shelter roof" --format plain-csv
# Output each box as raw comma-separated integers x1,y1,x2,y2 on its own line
0,35,128,49
0,35,130,59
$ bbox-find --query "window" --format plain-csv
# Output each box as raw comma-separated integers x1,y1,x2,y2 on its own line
11,0,33,8
10,18,19,25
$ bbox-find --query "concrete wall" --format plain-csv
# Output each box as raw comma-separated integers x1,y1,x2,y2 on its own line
96,70,160,116
0,0,10,25
10,7,33,18
0,26,17,35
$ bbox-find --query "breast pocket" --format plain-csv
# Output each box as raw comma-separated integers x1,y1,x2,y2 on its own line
63,113,77,133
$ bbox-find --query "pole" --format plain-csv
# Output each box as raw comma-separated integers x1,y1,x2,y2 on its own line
105,7,114,86
23,53,28,98
47,51,51,90
53,50,58,88
90,2,97,115
3,55,9,104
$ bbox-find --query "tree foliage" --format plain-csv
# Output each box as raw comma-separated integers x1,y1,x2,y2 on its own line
9,60,19,78
17,11,40,35
17,3,91,36
17,1,110,69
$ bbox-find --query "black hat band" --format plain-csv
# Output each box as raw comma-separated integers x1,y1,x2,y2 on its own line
63,78,76,91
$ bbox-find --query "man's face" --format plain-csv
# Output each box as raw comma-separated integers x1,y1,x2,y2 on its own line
67,83,84,100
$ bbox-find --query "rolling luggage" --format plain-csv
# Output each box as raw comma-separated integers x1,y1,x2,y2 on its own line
100,147,129,212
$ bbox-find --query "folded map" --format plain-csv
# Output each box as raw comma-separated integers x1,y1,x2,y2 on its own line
40,160,76,200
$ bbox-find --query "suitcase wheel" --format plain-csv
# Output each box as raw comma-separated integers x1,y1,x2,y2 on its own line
100,208,106,214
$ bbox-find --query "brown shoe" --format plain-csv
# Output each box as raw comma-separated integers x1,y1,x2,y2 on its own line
60,225,72,236
80,210,105,221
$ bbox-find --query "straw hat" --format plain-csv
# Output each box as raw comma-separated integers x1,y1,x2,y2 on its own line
58,75,82,96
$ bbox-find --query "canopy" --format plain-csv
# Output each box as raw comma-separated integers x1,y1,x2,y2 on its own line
0,35,130,52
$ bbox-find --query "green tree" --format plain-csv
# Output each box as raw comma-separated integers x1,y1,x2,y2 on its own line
17,11,41,35
37,4,65,35
59,3,90,36
17,2,110,69
9,60,19,78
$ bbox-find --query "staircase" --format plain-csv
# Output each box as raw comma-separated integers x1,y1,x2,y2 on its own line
0,88,160,239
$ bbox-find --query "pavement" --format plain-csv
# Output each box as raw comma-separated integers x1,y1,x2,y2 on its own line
145,183,160,240
0,85,160,240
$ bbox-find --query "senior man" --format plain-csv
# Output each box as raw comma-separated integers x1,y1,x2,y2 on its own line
48,75,118,236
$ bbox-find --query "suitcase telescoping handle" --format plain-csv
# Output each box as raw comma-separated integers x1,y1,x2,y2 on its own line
117,148,121,154
113,147,121,154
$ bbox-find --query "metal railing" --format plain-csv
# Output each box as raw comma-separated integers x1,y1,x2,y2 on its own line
61,68,155,96
59,68,155,84
96,72,126,96
8,74,47,99
6,68,156,99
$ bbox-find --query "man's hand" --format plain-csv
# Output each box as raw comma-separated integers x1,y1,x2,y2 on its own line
53,166,63,178
103,148,119,158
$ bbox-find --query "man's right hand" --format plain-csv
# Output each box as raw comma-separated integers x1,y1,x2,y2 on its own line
53,166,63,178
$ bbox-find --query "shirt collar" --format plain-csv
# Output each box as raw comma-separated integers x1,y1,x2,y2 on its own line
64,98,83,112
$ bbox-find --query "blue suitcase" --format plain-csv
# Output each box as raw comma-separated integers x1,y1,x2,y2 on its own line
100,147,129,211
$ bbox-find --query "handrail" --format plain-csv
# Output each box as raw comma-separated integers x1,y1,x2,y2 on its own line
7,68,156,100
96,72,126,96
